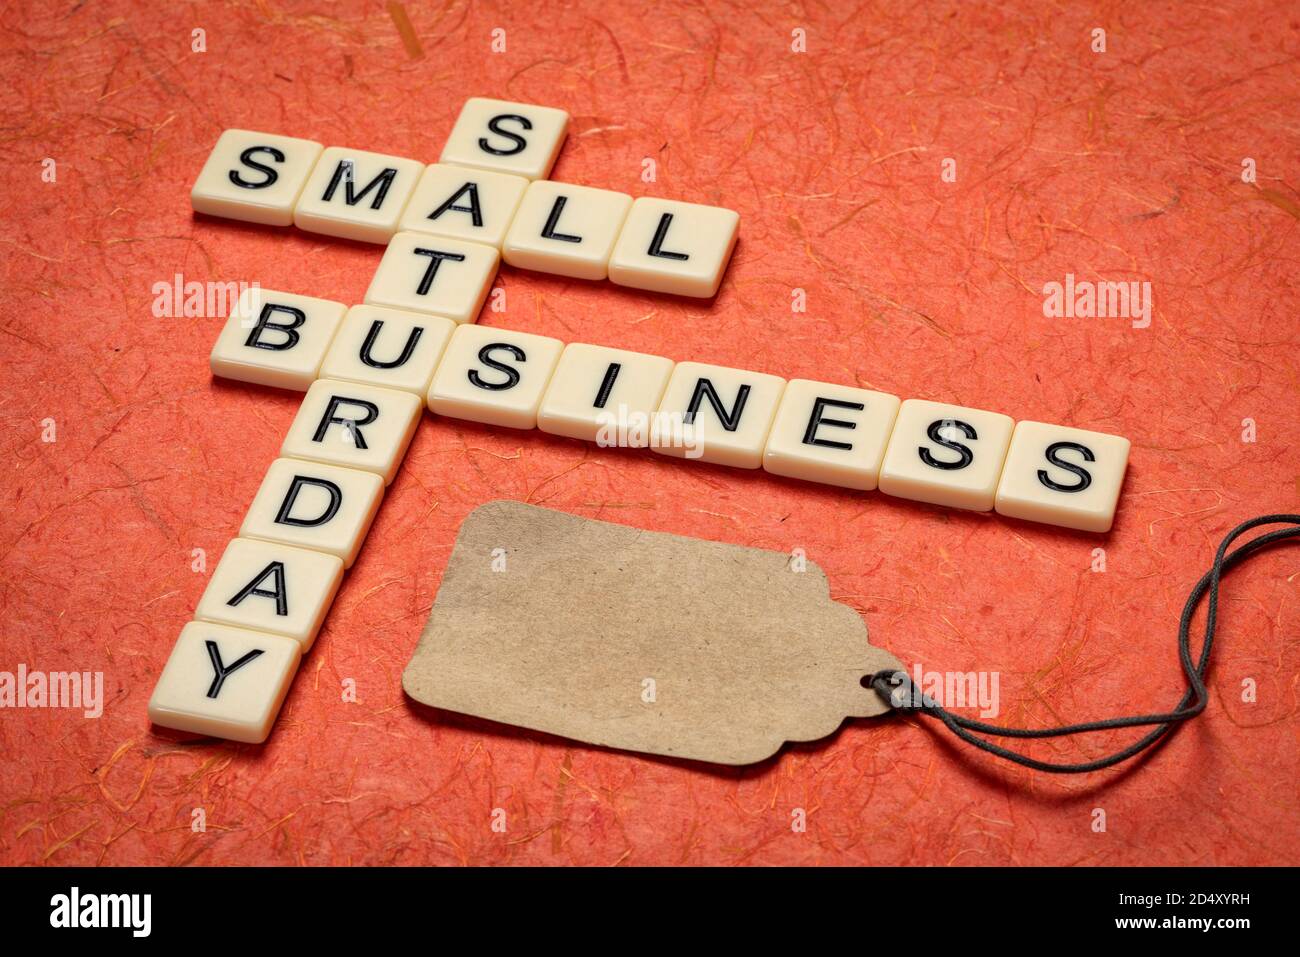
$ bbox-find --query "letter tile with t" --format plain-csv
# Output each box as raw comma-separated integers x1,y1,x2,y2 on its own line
365,231,499,324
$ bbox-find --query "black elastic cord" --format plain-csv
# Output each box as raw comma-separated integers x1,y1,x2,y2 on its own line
866,514,1300,773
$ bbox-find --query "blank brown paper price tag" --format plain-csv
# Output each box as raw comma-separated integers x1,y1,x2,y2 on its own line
402,501,902,764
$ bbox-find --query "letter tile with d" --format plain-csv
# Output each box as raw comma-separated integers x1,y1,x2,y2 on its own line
240,458,383,568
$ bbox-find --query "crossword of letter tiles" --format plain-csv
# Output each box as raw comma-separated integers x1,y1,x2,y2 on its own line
158,97,1134,746
190,108,735,298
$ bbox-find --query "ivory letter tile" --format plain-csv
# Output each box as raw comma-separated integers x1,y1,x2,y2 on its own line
994,421,1131,532
195,538,343,651
319,305,455,396
365,231,499,324
538,343,675,445
191,129,322,227
399,164,529,249
293,146,424,244
609,198,740,298
240,458,384,568
210,287,347,391
148,621,302,743
654,362,786,469
439,98,569,180
281,379,424,485
427,324,563,429
763,380,901,490
502,181,632,281
878,399,1014,511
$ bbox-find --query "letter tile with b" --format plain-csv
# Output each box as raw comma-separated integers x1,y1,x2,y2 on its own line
280,379,423,485
194,538,343,651
241,458,384,568
210,287,348,391
148,621,302,743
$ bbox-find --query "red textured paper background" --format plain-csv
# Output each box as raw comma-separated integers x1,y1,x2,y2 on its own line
2,0,1298,866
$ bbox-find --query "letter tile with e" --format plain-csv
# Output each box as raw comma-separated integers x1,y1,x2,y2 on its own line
538,343,675,444
763,380,901,490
